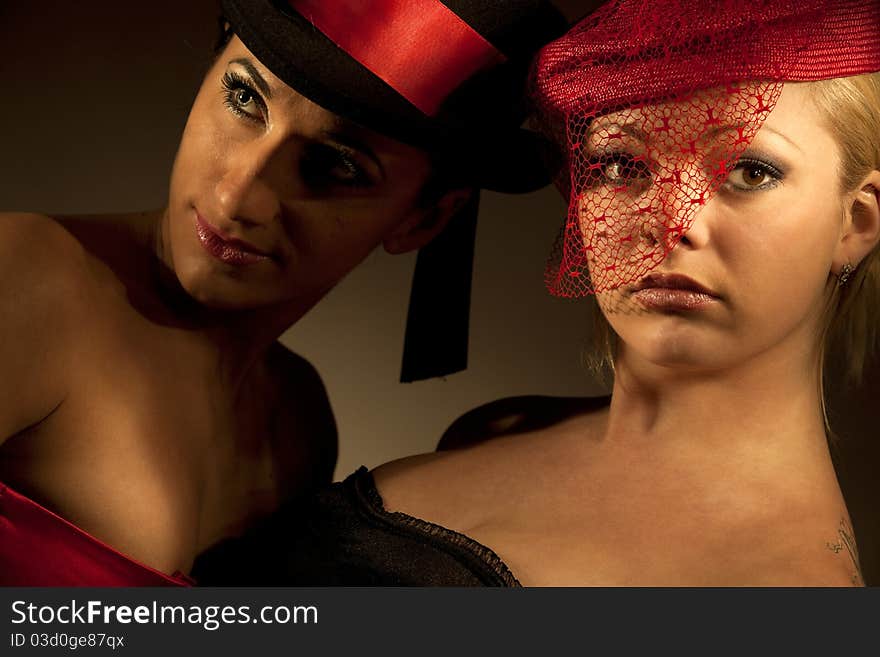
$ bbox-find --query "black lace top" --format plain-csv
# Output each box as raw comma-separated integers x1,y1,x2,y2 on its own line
192,467,520,587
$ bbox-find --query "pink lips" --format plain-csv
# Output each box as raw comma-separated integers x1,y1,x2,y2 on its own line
631,273,719,311
194,212,271,266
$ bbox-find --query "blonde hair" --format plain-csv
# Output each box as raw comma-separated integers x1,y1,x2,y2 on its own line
810,73,880,384
583,73,880,386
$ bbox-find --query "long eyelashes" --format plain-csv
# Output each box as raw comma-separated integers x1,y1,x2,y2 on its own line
221,71,264,121
724,157,785,192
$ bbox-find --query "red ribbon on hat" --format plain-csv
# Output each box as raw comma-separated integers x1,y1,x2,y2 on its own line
288,0,507,116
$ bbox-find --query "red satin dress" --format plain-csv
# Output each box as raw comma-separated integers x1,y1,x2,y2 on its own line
0,481,195,586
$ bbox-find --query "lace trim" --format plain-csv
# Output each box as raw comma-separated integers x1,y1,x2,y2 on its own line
347,467,521,587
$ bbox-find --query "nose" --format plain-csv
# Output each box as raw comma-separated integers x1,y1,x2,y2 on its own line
676,195,714,250
215,137,289,229
644,161,716,252
634,183,692,252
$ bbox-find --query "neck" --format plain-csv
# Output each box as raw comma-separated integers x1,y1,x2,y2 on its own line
124,209,306,392
602,333,833,481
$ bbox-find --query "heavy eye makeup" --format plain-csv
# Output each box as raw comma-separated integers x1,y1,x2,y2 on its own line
724,150,787,193
219,70,378,189
221,70,266,122
219,59,384,190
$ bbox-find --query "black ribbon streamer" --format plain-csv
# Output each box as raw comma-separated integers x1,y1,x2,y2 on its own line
399,192,481,382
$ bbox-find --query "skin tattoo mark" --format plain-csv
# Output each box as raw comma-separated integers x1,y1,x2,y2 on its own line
826,519,863,586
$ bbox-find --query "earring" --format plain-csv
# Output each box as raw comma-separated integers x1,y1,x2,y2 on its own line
837,262,855,287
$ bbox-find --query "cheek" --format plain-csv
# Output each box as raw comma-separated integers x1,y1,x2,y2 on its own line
296,162,425,253
736,194,837,288
598,194,842,366
276,200,409,289
716,195,840,349
170,107,224,199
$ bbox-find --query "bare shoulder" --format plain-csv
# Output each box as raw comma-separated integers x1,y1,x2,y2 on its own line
770,517,865,587
0,212,95,327
370,449,485,529
716,510,866,586
373,398,610,531
0,212,91,275
0,212,97,310
266,342,338,488
0,213,93,443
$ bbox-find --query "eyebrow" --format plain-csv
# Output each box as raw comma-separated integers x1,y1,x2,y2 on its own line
759,125,804,154
588,121,648,143
224,60,386,180
228,58,273,100
701,123,804,154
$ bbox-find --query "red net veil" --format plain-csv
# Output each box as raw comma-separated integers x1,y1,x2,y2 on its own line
531,0,880,299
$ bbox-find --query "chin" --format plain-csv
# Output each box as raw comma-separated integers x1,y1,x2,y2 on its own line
620,323,728,373
173,263,274,312
194,281,284,311
187,289,264,311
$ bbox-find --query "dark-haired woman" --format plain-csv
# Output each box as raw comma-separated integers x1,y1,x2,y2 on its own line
0,0,566,585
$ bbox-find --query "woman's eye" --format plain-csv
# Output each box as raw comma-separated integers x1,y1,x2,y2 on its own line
221,72,264,121
233,88,255,109
604,161,628,182
302,145,373,188
585,153,651,187
726,159,784,192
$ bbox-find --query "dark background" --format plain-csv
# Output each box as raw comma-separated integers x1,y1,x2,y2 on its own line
1,0,876,585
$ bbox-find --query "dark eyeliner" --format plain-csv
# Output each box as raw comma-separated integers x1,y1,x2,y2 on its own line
736,157,785,181
722,153,787,193
221,71,265,121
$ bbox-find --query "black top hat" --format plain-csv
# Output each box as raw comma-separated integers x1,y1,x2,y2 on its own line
221,0,566,191
220,0,568,379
